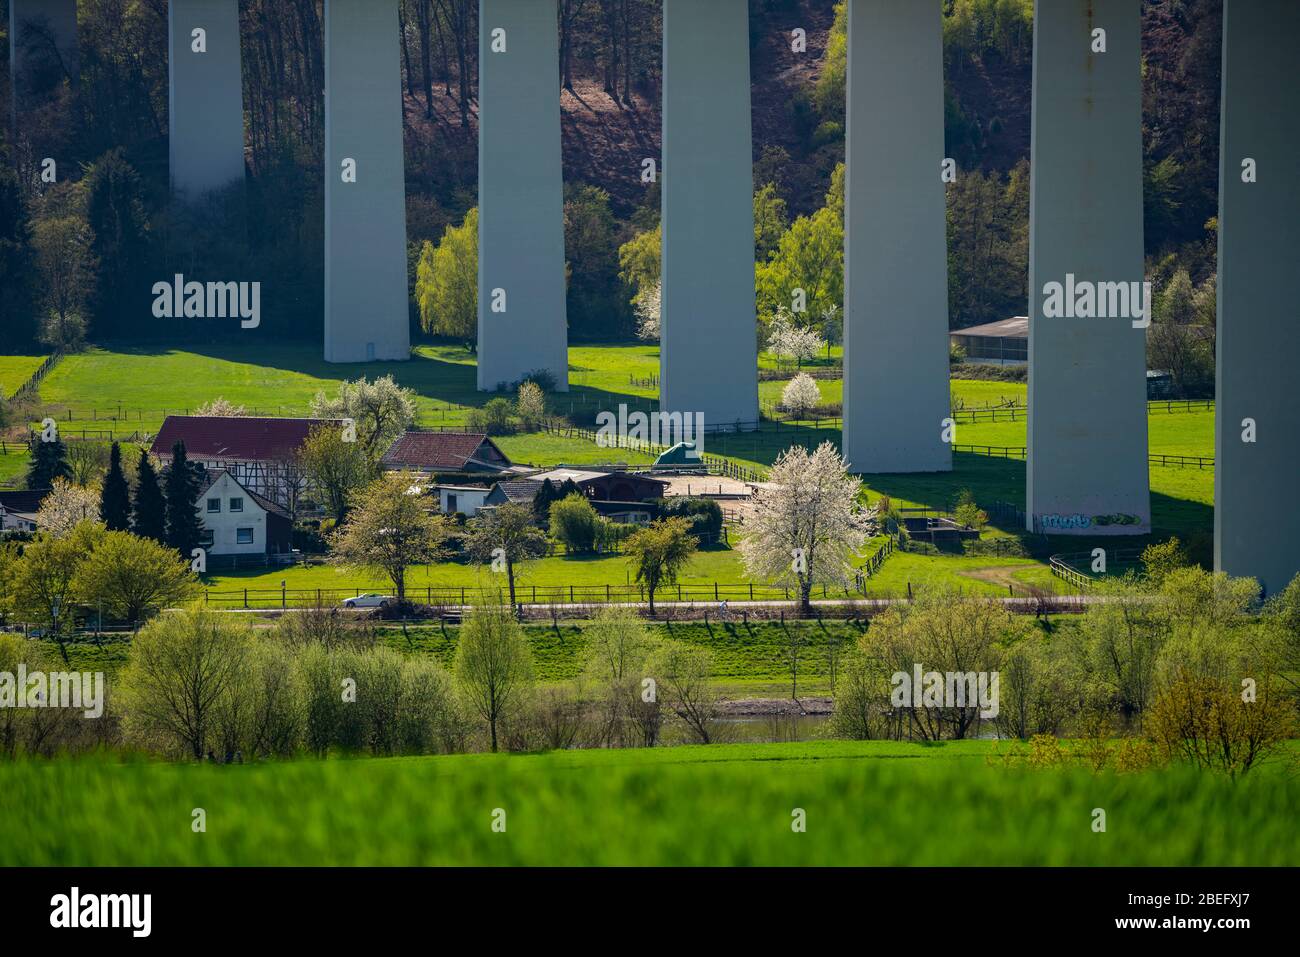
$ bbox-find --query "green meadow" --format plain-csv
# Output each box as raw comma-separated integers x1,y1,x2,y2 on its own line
1,741,1294,866
0,354,46,396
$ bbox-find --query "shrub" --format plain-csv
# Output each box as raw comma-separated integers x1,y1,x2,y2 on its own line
952,489,988,530
118,610,252,760
1147,671,1295,777
1141,536,1190,584
549,493,600,553
516,380,546,431
657,497,723,543
830,650,888,740
467,397,515,435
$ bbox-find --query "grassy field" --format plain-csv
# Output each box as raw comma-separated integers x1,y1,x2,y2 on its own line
2,741,1295,866
201,543,1054,604
0,354,45,396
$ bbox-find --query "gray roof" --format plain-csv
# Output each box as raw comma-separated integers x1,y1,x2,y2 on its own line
952,316,1029,339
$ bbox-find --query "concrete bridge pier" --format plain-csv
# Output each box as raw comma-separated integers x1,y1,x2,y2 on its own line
1025,0,1150,534
1214,0,1300,594
476,0,568,392
842,0,951,474
323,0,411,363
659,0,758,430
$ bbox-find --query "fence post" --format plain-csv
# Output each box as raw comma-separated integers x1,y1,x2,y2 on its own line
243,588,248,609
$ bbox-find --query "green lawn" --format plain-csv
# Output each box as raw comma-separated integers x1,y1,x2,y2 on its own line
205,544,745,592
0,448,29,487
2,741,1295,865
0,354,45,397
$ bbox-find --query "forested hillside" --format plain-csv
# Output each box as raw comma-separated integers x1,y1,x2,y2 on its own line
1,0,1223,392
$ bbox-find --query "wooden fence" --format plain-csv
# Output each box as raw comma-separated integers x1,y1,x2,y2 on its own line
203,579,877,610
10,351,62,401
1049,549,1145,590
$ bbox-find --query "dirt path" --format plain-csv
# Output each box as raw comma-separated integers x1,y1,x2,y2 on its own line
956,565,1036,589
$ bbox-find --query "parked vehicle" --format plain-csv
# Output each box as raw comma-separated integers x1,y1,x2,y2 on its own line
341,594,393,609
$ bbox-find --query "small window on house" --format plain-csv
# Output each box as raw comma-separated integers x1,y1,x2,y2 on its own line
236,528,254,545
199,530,215,547
229,497,244,512
206,498,221,513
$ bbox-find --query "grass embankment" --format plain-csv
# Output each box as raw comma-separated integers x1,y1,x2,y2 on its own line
2,740,1295,866
45,618,871,696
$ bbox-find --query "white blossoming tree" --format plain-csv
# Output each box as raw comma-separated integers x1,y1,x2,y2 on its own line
781,373,822,418
36,477,104,538
634,279,661,342
738,442,872,610
767,308,825,370
311,375,417,465
194,397,248,417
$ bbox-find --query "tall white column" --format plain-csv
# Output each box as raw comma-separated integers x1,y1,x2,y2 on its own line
477,0,568,392
323,0,410,363
168,0,246,200
1215,0,1300,594
1026,0,1149,534
842,0,951,474
660,0,758,429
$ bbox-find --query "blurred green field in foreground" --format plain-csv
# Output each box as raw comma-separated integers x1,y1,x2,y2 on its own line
2,740,1295,866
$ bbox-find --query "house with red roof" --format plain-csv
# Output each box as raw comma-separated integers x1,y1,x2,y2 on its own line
150,415,340,511
380,431,513,476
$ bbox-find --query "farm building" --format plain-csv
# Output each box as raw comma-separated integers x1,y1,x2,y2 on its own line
150,415,337,510
380,431,513,476
523,468,669,503
950,316,1028,365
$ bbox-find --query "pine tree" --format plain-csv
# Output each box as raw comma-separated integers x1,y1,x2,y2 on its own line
531,478,559,523
100,442,132,531
132,449,167,543
26,436,72,489
164,442,206,557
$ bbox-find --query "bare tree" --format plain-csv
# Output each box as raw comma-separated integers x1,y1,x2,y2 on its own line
454,601,534,751
651,642,719,744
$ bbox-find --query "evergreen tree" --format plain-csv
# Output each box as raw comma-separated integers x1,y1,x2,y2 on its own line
531,478,584,524
26,436,73,489
100,442,132,531
164,442,205,556
531,478,559,524
84,149,151,339
0,168,39,348
132,449,167,544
